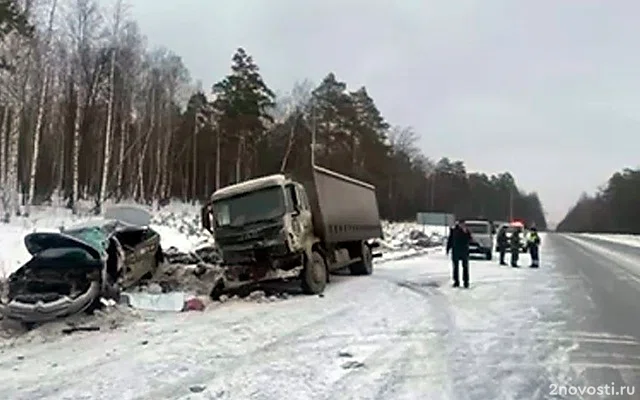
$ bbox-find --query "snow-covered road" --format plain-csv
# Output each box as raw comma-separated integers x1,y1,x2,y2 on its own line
2,234,640,399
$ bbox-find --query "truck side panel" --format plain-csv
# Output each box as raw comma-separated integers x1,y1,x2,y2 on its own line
309,166,383,243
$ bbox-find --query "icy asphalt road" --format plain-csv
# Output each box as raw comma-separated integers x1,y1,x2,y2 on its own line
2,235,640,400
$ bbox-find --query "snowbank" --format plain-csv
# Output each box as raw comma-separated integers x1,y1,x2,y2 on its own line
578,233,640,249
380,221,447,250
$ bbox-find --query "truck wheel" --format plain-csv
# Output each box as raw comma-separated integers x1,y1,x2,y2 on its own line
350,242,373,276
301,251,327,295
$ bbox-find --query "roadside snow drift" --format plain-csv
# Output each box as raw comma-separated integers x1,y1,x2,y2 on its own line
578,233,640,249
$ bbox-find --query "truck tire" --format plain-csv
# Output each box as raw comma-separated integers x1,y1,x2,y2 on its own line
301,251,327,295
485,250,492,261
350,242,373,276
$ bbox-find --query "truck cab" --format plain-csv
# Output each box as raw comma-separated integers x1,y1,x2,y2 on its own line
202,166,383,298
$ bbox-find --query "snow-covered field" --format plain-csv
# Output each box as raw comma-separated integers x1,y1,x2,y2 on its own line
578,233,640,249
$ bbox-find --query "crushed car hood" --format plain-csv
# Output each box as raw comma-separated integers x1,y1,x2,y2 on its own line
24,231,106,260
2,205,155,324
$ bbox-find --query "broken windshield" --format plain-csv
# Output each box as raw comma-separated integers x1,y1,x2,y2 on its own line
213,186,285,227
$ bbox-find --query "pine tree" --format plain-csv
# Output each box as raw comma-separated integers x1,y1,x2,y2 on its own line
310,73,355,173
212,47,275,182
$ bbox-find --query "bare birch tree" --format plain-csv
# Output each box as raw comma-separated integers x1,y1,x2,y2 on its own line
96,0,124,213
0,2,33,220
26,0,57,210
65,0,102,212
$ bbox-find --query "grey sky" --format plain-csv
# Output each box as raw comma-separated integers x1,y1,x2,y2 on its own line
130,0,640,222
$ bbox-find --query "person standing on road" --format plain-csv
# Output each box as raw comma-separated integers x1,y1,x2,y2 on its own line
496,225,508,266
510,228,521,267
446,220,472,288
527,226,541,268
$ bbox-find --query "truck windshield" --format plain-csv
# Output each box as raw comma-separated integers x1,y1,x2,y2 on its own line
212,186,285,227
465,223,490,234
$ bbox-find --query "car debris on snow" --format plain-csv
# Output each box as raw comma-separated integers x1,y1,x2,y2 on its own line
120,292,187,312
338,350,353,358
162,244,220,265
341,360,365,369
189,384,207,393
0,205,163,324
143,260,223,296
0,301,141,342
61,325,100,334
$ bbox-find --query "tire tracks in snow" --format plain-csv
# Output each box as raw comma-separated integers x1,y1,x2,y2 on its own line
318,313,429,400
314,278,476,400
392,274,578,400
131,306,353,400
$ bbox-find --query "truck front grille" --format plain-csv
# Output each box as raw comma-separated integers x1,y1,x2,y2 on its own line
216,225,282,246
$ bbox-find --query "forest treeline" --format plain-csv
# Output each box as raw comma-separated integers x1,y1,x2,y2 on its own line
0,0,547,228
557,168,640,233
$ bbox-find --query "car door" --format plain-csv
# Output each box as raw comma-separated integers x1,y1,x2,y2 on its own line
118,229,160,287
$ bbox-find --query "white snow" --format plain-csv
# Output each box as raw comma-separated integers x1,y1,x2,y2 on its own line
0,206,86,279
562,235,640,284
380,220,448,250
577,233,640,249
0,230,591,399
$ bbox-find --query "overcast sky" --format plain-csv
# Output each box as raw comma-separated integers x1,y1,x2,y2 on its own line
129,0,639,223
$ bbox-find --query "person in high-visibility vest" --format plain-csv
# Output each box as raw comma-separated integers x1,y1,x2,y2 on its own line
527,226,541,268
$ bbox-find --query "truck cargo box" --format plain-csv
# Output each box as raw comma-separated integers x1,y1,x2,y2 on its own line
293,165,383,244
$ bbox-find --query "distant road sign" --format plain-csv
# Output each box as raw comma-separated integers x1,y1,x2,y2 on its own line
416,212,455,226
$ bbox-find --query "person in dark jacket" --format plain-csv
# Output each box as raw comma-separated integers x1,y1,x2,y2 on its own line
496,226,508,265
527,226,541,268
446,220,472,288
510,228,521,267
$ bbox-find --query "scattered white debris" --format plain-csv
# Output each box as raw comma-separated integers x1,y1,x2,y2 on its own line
121,292,187,312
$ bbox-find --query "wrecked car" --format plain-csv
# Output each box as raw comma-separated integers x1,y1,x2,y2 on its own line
0,205,163,323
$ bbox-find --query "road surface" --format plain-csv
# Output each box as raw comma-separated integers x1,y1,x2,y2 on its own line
1,234,640,399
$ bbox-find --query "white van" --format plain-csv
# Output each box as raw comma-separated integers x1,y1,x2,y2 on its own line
464,219,494,260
